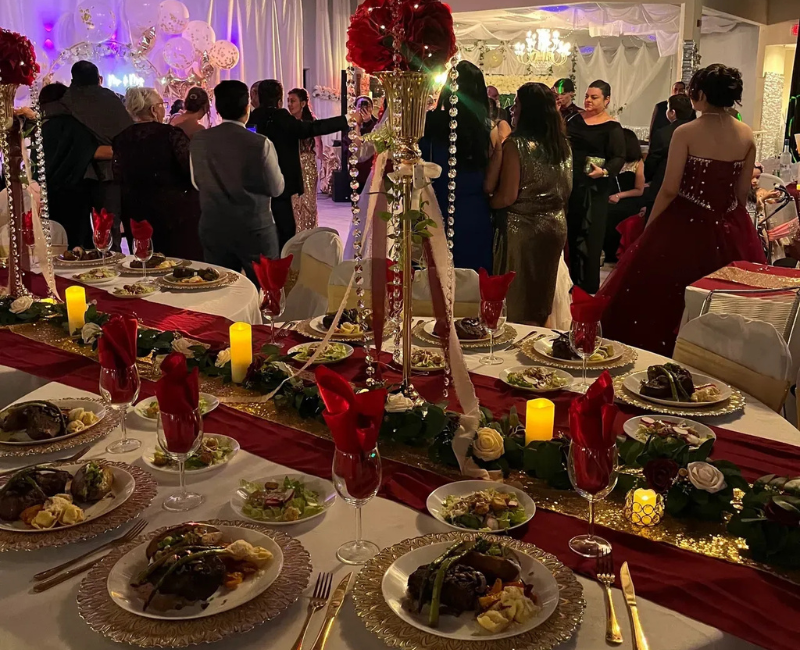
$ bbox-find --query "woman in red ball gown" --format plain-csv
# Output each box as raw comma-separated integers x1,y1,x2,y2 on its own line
597,64,766,357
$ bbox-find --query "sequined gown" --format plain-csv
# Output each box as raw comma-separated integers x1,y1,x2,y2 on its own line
291,138,318,232
494,136,572,324
597,156,766,356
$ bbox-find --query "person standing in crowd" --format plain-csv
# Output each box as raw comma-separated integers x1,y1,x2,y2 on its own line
39,82,111,249
603,128,645,264
250,81,261,110
598,64,765,356
113,88,203,260
565,80,625,293
169,99,184,117
286,88,323,231
421,61,493,272
552,78,583,121
344,96,378,193
649,80,689,141
487,85,509,123
190,80,284,282
249,80,348,249
486,82,572,325
169,87,210,139
488,97,511,147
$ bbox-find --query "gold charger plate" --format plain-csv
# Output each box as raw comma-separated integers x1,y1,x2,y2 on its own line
296,317,395,343
520,336,637,371
0,460,157,552
53,251,125,269
0,398,121,458
353,531,584,650
413,321,518,349
156,271,238,292
613,373,746,417
77,520,311,647
117,258,190,277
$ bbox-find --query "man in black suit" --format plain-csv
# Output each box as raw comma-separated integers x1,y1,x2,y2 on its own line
249,80,348,249
648,81,689,142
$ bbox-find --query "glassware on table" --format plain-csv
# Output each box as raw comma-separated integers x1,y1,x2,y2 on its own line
331,446,382,565
261,288,286,344
569,320,602,393
99,364,142,454
156,408,205,511
480,299,507,366
566,442,618,557
22,223,35,270
133,237,154,285
93,227,113,274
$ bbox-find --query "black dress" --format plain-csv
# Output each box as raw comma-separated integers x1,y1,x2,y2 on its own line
565,119,625,293
603,162,647,263
112,122,203,260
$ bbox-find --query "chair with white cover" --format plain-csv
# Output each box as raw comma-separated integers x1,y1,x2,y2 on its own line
699,287,800,343
282,229,343,322
673,313,792,413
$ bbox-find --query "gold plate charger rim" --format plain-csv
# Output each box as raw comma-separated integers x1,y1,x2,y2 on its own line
412,322,518,349
520,337,637,370
295,318,395,342
53,251,126,268
352,531,584,650
613,373,745,417
156,271,239,292
116,258,190,277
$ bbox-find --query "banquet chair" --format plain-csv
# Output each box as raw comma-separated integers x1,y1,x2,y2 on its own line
673,313,792,412
281,229,343,322
699,287,800,343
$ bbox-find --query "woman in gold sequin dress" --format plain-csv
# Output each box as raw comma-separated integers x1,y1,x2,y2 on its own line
487,82,572,325
287,89,323,232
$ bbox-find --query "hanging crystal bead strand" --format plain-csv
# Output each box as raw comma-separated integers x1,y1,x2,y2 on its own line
29,83,55,298
0,127,27,296
442,55,459,399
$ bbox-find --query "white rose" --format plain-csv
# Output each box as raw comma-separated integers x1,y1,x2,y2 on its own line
215,348,232,367
687,461,727,494
472,427,505,462
81,322,102,345
171,337,209,358
385,393,415,413
9,296,34,314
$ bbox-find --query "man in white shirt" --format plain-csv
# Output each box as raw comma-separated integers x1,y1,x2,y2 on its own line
190,80,284,282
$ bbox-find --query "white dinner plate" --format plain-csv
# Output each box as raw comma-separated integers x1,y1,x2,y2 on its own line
230,473,336,525
382,539,558,640
287,342,354,365
134,393,220,422
0,399,106,446
308,315,372,337
73,270,121,285
141,433,239,475
0,462,135,533
623,370,732,408
423,319,491,342
426,481,536,533
107,524,283,620
499,366,573,393
161,270,226,288
622,415,716,446
533,336,622,366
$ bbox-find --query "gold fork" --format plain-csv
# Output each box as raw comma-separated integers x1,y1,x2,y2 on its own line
290,572,333,650
32,518,148,586
597,552,623,645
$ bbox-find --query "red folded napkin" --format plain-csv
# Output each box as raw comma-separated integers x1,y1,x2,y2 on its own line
155,352,200,415
91,208,114,248
570,286,609,323
252,254,293,313
478,268,516,302
97,315,138,370
129,219,153,241
22,210,35,247
568,371,617,448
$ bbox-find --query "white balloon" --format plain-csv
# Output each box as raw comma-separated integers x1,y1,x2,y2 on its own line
208,40,240,70
162,37,195,70
126,0,160,35
158,0,190,35
182,20,215,55
74,1,117,44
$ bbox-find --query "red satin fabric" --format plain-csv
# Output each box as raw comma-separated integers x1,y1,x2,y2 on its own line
615,214,645,259
97,314,138,369
155,351,199,415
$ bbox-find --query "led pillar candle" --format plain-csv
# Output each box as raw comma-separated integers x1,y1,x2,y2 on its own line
229,322,253,384
65,286,87,335
525,398,555,445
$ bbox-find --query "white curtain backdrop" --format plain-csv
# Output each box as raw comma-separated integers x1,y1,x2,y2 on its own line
313,0,349,123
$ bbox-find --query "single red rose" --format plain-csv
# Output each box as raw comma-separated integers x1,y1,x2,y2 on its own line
764,498,800,528
643,458,679,494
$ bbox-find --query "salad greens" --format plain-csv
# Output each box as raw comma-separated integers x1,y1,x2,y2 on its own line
506,367,568,391
152,435,233,470
293,342,350,363
441,489,528,531
239,476,325,522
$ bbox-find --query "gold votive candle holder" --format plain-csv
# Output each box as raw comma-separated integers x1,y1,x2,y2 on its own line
624,488,665,527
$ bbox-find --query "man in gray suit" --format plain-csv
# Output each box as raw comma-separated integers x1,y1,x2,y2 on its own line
190,80,284,283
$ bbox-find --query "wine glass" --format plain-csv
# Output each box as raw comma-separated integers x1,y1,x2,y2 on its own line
261,288,286,344
156,408,205,511
133,237,153,285
22,219,35,271
332,446,382,565
480,299,507,365
566,442,618,557
569,320,602,393
99,364,142,454
93,227,112,274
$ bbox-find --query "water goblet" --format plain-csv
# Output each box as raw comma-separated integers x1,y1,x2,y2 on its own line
261,288,286,344
93,227,112,274
480,299,507,366
569,320,602,393
331,446,382,565
156,408,205,511
99,364,142,454
133,237,154,285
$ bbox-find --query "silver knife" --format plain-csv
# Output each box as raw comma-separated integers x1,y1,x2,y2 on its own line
309,573,352,650
620,562,649,650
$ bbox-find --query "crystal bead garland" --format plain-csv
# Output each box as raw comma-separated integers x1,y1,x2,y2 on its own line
0,126,27,296
29,83,55,298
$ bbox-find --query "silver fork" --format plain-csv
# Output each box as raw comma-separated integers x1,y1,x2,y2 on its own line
505,331,542,352
32,518,148,585
0,446,90,477
290,572,333,650
597,552,623,645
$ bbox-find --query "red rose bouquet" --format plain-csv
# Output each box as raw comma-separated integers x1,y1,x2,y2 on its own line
0,29,40,86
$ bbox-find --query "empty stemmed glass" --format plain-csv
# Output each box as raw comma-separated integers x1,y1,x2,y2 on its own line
22,212,35,271
261,288,286,344
133,237,153,285
570,320,602,393
567,442,618,557
332,445,382,565
93,226,112,274
157,408,205,511
480,299,507,365
99,364,141,454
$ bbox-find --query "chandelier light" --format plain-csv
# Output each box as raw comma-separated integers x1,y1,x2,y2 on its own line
513,29,571,75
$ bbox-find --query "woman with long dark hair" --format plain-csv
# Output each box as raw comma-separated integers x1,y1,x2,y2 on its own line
603,128,645,263
287,88,323,231
169,87,209,139
486,82,572,324
421,61,493,271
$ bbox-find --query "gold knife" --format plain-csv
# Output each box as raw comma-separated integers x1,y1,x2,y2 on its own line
620,562,649,650
309,573,352,650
